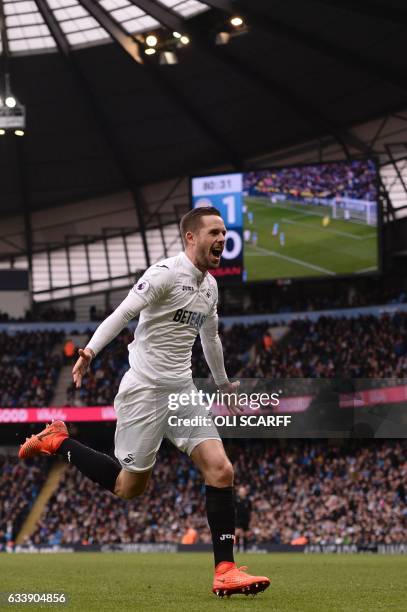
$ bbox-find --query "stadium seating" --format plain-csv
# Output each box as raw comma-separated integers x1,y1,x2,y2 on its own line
0,331,64,407
1,310,406,547
240,312,407,379
0,455,49,550
66,312,407,406
67,322,270,406
24,440,406,546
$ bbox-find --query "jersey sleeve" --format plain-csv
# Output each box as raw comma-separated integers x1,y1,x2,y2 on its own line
199,291,229,387
86,290,147,356
86,263,173,356
131,263,174,306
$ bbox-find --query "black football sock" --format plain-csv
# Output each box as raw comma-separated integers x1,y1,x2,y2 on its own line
205,485,235,567
58,439,121,493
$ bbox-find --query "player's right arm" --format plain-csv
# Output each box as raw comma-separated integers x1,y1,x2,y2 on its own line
72,264,172,387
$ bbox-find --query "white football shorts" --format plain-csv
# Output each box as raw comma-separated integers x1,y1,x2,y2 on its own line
113,368,221,472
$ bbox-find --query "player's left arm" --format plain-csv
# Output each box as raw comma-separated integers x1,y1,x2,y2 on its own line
199,293,241,415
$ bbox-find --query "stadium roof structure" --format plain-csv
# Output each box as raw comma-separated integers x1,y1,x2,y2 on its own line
0,0,406,216
1,0,407,306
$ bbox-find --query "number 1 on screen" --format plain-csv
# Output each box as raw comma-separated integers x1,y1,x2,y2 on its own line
222,195,236,224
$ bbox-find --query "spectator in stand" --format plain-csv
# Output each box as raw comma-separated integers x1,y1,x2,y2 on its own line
63,339,76,365
181,524,198,544
263,332,273,352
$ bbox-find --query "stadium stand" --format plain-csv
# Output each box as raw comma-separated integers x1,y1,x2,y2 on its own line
23,439,406,547
240,312,407,379
0,331,65,407
1,308,406,548
65,310,407,406
0,455,49,550
66,322,270,406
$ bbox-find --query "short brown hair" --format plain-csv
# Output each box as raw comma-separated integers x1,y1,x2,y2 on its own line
179,206,222,246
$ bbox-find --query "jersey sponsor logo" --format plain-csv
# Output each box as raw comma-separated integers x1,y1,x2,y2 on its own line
134,280,150,294
182,285,194,292
173,308,206,330
156,264,169,269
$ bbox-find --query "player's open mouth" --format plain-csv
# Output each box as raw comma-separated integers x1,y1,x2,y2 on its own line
211,246,223,259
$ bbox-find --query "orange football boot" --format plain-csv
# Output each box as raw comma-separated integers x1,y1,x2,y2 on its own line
212,561,271,597
18,420,68,459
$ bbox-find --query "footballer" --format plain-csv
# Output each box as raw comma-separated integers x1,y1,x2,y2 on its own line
19,206,270,598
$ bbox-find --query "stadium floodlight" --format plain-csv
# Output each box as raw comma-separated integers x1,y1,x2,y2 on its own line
144,47,156,55
173,31,182,39
180,35,190,45
146,34,158,47
14,129,24,136
5,96,16,108
0,129,5,136
0,75,26,133
230,16,243,27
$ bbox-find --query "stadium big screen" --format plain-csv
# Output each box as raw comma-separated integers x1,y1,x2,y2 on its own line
191,159,380,283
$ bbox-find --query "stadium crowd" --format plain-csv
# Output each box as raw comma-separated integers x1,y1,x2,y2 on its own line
66,322,270,406
0,308,405,548
241,440,406,545
0,308,404,408
241,311,407,379
0,455,48,550
66,329,136,406
24,440,406,547
0,331,64,407
66,310,407,406
243,160,377,201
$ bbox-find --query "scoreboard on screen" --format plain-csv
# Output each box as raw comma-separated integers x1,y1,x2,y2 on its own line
191,173,244,283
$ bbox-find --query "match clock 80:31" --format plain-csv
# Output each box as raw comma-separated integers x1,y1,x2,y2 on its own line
191,172,244,262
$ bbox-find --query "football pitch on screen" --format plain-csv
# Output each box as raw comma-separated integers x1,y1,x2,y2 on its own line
2,553,406,612
243,197,378,281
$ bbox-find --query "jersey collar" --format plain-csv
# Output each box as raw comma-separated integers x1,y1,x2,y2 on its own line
180,251,206,282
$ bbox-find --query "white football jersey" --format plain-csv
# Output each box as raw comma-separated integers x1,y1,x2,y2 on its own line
87,251,228,387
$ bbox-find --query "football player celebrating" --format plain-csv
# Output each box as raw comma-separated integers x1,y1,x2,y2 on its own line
19,206,270,598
